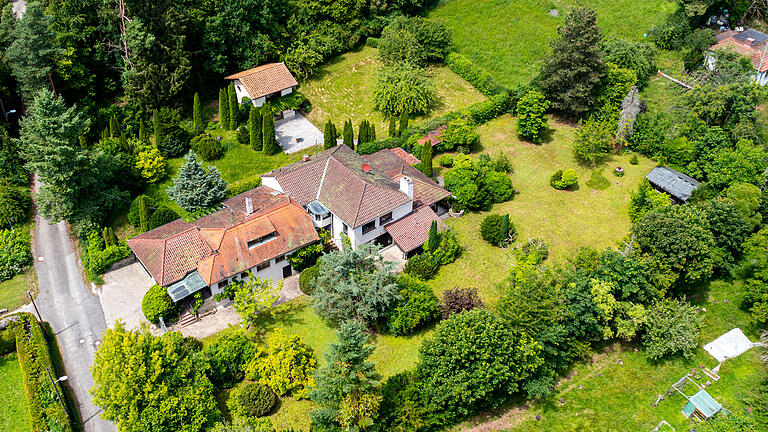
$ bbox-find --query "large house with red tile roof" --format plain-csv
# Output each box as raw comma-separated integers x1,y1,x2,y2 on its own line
225,63,298,107
261,145,451,255
708,28,768,85
127,187,319,302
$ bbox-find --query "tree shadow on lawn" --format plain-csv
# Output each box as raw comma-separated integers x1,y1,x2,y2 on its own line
252,300,310,336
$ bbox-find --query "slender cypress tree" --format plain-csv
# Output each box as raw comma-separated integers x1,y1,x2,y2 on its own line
427,220,439,253
228,83,238,130
152,109,161,146
101,127,109,141
193,92,203,134
262,104,280,155
138,119,147,143
399,111,409,136
103,227,118,247
342,120,354,149
371,123,376,141
249,106,262,150
501,214,510,244
138,195,150,232
324,120,337,149
389,117,397,137
358,121,368,145
119,133,128,152
218,88,229,129
109,115,119,138
420,140,433,178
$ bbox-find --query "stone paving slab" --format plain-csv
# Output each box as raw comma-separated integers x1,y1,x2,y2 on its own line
275,112,323,153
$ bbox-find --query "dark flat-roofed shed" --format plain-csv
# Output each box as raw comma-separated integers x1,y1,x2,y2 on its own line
645,166,700,203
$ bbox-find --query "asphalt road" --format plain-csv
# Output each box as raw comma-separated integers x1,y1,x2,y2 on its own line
32,180,117,432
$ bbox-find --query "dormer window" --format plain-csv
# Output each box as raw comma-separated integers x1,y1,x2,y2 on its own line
247,232,277,249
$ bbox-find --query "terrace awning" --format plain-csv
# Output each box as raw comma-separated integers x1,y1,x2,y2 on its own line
166,271,208,302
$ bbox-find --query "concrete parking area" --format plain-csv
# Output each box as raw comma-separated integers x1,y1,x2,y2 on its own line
99,262,154,330
275,112,323,153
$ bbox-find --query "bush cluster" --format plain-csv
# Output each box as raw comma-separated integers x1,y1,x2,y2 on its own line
444,154,514,211
387,275,440,336
288,242,323,272
191,134,224,161
440,286,483,319
0,228,32,281
480,214,515,247
403,253,441,280
243,330,317,399
404,229,460,280
438,154,454,167
204,330,257,388
227,382,276,418
81,230,130,280
446,52,506,96
0,186,30,228
550,169,579,190
299,264,319,295
148,205,180,230
141,284,178,324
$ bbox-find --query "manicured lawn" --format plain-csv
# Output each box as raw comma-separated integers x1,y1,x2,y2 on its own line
453,280,766,432
429,0,675,87
429,115,656,305
300,45,485,133
0,353,31,432
0,222,35,311
204,298,432,431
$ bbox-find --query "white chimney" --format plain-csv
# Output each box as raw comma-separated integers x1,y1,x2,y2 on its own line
245,197,253,214
399,176,414,199
746,37,756,46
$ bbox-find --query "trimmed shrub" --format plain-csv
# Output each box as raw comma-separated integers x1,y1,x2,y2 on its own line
484,170,514,203
446,52,505,96
141,284,178,325
387,275,440,335
439,115,478,153
148,205,180,230
128,195,155,229
299,264,319,295
366,37,379,48
158,135,189,158
516,90,549,143
243,330,317,399
288,242,323,272
642,299,701,360
550,169,578,190
225,178,262,198
403,252,441,280
0,186,30,228
480,214,515,247
431,231,461,265
227,382,276,418
438,154,454,167
440,286,483,319
0,228,31,281
204,330,257,388
237,126,249,145
191,134,224,161
630,154,639,165
82,231,130,280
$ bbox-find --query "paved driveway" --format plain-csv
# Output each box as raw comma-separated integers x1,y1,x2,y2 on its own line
275,113,323,153
99,262,154,330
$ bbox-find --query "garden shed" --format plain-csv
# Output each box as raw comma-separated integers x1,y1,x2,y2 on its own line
645,166,700,203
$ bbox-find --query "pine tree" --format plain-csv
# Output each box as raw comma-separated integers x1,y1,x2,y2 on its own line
193,92,203,134
261,105,280,155
152,109,161,146
537,6,606,119
324,120,337,149
249,106,262,151
309,321,382,430
228,83,238,130
5,2,63,100
419,140,433,178
138,119,147,143
389,117,397,137
103,227,119,247
342,120,354,149
109,115,119,138
427,220,439,253
166,151,227,212
138,195,150,232
399,111,409,136
219,88,229,129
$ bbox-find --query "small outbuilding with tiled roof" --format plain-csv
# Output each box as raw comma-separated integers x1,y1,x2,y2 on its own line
127,186,319,302
226,63,298,107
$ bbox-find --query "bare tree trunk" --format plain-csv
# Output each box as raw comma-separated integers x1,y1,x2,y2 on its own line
117,0,132,68
48,74,57,98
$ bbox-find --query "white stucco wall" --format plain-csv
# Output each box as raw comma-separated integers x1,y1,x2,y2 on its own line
261,177,282,192
210,252,295,295
233,79,249,103
350,201,413,248
280,87,294,96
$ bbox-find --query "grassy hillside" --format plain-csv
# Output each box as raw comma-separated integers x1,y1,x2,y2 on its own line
430,0,676,87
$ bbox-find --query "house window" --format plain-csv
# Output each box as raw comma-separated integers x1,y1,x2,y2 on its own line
362,220,376,235
220,280,229,288
240,272,248,279
342,223,348,234
275,255,285,263
247,232,277,249
256,261,270,272
380,212,393,224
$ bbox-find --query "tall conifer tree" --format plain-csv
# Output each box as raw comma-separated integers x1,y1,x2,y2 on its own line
193,93,203,134
228,83,238,130
261,105,280,155
324,120,337,149
342,120,354,149
152,109,161,146
399,111,409,136
218,88,229,129
249,106,262,151
419,140,433,178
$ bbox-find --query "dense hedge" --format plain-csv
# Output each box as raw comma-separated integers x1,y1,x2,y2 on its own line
446,52,506,96
8,313,73,432
0,228,32,281
299,264,319,295
227,382,276,418
81,230,131,281
225,178,262,198
387,275,440,335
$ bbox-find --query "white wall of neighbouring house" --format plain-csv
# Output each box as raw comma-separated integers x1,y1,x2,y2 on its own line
281,87,294,96
350,201,413,248
261,177,282,192
233,79,250,102
209,253,295,296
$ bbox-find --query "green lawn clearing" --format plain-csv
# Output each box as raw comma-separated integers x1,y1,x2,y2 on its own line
450,280,766,432
641,49,687,112
429,114,655,305
300,45,485,133
0,222,35,311
204,298,432,431
430,0,675,87
0,353,31,432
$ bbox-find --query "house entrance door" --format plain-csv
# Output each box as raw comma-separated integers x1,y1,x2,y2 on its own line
282,265,292,278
